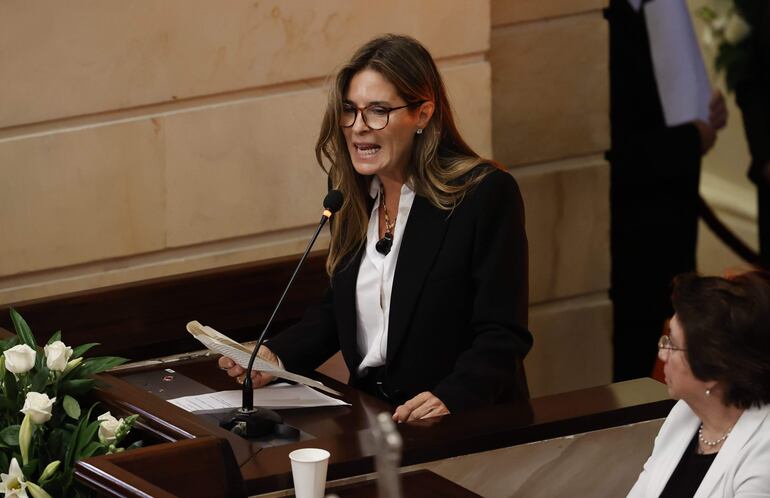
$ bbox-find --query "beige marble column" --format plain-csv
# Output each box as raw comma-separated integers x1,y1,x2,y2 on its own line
490,0,612,396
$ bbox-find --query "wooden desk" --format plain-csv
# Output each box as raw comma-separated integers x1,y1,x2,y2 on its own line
76,357,673,496
316,470,481,497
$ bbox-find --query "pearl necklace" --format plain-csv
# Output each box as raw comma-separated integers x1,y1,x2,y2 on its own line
698,423,733,448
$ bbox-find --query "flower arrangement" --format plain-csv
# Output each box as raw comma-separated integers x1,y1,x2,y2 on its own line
0,310,139,497
697,0,762,91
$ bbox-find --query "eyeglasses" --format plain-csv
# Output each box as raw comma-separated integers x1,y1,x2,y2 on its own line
339,101,426,130
658,335,687,353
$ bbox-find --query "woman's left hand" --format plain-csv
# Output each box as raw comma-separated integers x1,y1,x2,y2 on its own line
392,391,449,423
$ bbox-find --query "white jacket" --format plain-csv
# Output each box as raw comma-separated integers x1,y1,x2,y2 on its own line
628,400,770,498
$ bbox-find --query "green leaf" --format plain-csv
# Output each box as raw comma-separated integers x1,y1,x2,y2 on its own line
46,331,62,346
0,452,8,474
64,404,96,470
697,6,717,22
76,420,101,457
5,367,18,400
0,396,15,411
22,458,38,477
10,308,37,349
0,336,19,352
29,365,50,393
70,343,99,359
0,425,20,447
34,346,45,372
46,428,68,458
59,379,94,396
63,395,81,420
79,441,103,459
76,356,129,377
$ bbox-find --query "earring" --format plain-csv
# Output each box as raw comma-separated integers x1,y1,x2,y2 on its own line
416,128,423,135
705,388,711,396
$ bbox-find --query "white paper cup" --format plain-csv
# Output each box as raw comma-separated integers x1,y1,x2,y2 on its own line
289,448,330,498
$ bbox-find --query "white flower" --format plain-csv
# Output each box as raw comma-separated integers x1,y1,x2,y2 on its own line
724,12,751,45
3,344,36,374
43,341,73,372
20,392,56,425
97,411,124,444
712,14,729,32
0,458,28,498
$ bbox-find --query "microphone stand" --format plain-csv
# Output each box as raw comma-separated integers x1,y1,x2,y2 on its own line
221,200,339,438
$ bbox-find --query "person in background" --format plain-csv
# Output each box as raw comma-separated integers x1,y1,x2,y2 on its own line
627,271,770,497
735,2,770,270
219,34,532,422
607,0,728,382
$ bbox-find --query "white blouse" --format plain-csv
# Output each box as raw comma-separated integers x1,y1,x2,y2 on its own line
355,176,415,374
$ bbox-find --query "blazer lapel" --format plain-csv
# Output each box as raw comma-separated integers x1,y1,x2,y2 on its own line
333,247,364,372
694,405,770,498
386,195,450,363
647,404,700,498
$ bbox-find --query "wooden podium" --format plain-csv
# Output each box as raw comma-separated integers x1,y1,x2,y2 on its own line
69,356,673,497
0,255,675,496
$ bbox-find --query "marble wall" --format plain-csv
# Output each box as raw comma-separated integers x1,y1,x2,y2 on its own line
0,0,491,305
491,0,612,395
1,1,611,397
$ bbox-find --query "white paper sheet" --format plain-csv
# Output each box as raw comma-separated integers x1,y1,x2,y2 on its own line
168,383,350,413
186,320,342,396
640,0,711,126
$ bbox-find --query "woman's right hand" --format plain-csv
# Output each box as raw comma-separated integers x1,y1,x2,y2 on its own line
217,345,279,388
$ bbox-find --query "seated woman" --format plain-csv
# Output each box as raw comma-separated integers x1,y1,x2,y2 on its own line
628,271,770,497
219,34,532,422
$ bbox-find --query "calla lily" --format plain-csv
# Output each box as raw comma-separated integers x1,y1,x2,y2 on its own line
62,357,83,375
19,413,33,465
25,482,52,498
0,458,29,498
38,461,60,483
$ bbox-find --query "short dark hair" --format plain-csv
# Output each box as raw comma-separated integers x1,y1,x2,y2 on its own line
672,271,770,409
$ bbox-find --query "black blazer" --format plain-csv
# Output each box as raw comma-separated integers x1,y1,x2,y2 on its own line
267,167,532,412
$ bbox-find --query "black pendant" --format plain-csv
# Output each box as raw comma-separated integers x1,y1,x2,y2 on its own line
375,233,393,255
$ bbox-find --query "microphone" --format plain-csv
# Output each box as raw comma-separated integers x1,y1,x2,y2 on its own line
221,190,343,438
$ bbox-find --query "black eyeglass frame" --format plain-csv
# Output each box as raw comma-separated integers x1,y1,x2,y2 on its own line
339,100,427,130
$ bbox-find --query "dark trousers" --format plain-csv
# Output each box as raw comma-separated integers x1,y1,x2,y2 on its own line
610,157,701,381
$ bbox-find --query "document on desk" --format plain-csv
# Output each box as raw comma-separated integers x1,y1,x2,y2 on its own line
168,382,350,413
186,320,342,397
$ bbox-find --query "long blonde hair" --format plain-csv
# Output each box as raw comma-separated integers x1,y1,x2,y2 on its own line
317,34,495,276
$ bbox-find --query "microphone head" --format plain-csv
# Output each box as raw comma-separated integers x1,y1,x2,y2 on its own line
323,190,344,214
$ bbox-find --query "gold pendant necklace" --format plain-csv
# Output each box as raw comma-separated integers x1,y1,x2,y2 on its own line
375,187,395,255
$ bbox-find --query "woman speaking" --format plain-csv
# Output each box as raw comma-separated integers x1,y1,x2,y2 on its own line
220,34,532,422
628,271,770,497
